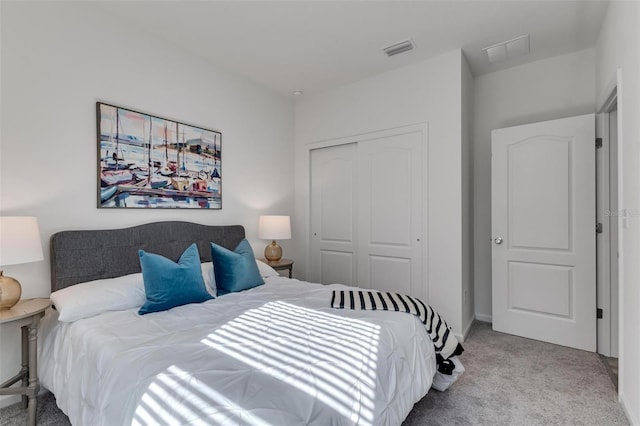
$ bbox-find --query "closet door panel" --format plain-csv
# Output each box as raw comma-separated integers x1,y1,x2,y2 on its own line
369,256,411,295
320,251,354,286
310,143,357,285
369,149,412,246
358,131,424,298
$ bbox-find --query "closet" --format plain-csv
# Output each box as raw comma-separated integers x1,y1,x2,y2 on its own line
309,126,426,298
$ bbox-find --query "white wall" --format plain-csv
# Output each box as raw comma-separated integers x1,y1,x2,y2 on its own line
595,2,640,424
294,49,467,334
472,49,596,321
461,54,474,337
0,2,294,407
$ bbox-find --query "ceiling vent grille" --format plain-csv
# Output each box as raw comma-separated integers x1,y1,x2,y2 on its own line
382,39,415,57
483,34,530,63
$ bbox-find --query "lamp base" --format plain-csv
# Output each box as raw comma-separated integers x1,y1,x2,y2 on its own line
264,240,283,263
0,270,22,310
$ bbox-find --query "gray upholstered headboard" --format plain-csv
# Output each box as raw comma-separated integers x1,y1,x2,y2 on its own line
50,221,245,291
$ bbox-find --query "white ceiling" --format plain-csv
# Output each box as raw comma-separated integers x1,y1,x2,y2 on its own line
98,1,609,97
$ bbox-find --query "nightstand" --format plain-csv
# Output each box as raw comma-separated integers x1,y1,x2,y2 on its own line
260,258,294,278
0,298,51,426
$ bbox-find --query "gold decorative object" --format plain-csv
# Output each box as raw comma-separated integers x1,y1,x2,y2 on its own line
264,240,283,263
258,215,291,264
0,271,21,310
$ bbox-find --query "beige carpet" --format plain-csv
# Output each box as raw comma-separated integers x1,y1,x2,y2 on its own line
0,322,628,425
403,322,628,425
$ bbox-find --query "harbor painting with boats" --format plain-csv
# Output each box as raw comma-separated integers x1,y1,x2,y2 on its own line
97,103,221,209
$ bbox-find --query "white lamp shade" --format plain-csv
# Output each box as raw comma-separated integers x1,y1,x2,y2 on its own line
258,215,291,240
0,216,44,266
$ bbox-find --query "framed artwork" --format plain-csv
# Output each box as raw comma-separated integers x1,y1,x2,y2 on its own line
97,102,222,209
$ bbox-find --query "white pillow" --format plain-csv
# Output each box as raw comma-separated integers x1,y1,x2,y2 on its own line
256,259,279,278
50,273,146,322
202,260,275,297
201,262,216,295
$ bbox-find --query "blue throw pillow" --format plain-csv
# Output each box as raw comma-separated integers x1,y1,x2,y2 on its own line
138,243,213,315
210,239,264,295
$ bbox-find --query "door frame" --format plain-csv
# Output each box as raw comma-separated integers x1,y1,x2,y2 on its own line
596,70,622,363
305,123,429,295
596,111,613,357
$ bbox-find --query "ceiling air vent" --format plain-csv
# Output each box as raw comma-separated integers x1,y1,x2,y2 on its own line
382,39,415,57
483,34,530,63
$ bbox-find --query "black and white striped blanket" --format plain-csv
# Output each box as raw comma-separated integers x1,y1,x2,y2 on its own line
331,290,463,372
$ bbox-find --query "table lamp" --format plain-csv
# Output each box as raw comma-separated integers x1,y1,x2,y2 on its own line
0,216,44,310
258,215,291,263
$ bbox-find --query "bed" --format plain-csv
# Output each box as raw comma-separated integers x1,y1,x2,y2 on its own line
39,221,445,426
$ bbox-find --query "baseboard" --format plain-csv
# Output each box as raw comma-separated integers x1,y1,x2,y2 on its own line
0,384,49,409
454,316,481,343
0,395,20,409
620,392,639,426
461,317,474,342
474,313,492,323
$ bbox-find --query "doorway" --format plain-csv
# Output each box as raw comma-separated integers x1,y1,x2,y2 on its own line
491,114,596,351
491,108,621,358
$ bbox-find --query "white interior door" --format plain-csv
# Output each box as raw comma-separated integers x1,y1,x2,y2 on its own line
357,131,424,298
492,114,596,351
310,143,357,285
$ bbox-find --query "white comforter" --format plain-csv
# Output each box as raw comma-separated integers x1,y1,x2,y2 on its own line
39,277,436,426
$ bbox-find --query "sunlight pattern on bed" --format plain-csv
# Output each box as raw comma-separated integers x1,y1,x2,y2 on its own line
133,365,273,426
201,301,381,425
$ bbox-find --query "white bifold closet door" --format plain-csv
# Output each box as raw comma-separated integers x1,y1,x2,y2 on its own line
310,143,358,286
310,129,424,297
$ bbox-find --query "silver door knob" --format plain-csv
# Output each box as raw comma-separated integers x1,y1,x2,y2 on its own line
494,237,503,245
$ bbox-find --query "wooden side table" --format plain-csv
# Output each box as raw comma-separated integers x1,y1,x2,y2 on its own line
0,298,51,426
260,258,294,278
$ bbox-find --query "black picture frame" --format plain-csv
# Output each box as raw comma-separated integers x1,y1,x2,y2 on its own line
97,102,222,209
